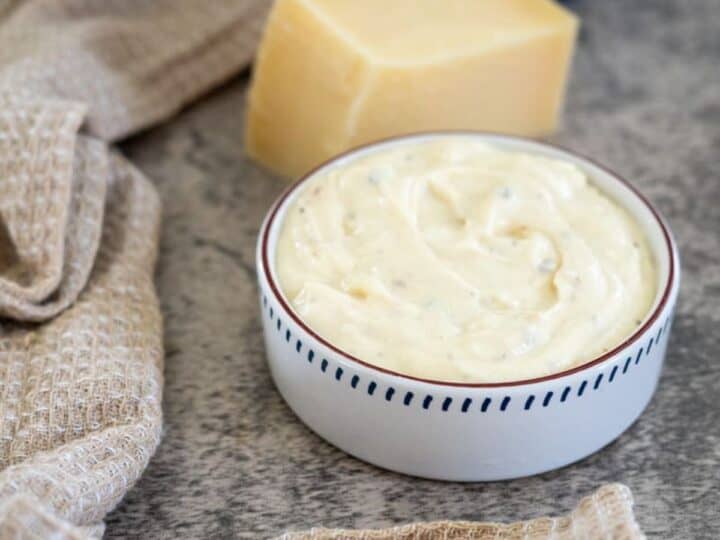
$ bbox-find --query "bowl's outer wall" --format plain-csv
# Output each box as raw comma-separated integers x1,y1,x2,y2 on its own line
256,132,680,480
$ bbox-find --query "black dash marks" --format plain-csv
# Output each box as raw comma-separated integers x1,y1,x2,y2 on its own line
404,392,414,406
594,373,603,390
524,395,535,410
577,381,587,396
500,396,511,411
320,359,328,372
335,367,343,381
609,365,618,382
481,397,492,412
350,375,359,388
307,350,315,363
295,340,302,352
368,382,377,395
442,397,452,411
561,386,571,402
385,387,395,401
422,395,433,410
461,398,472,412
543,392,553,407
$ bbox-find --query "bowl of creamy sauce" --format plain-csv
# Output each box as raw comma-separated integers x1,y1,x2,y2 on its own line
257,133,679,480
275,138,656,383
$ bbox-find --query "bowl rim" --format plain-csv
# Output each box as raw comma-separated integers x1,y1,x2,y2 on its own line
259,130,677,389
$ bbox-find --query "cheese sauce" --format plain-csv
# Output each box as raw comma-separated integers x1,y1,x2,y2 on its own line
275,139,656,383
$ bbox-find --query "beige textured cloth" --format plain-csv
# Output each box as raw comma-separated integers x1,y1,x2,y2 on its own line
279,484,644,540
0,0,269,141
0,0,269,537
0,142,162,539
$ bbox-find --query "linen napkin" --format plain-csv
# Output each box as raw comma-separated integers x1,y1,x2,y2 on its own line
0,1,269,537
0,1,646,539
0,0,269,141
278,484,644,540
0,119,162,539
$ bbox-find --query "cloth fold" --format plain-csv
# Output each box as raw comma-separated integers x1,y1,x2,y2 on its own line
278,484,644,540
0,99,105,322
0,0,269,140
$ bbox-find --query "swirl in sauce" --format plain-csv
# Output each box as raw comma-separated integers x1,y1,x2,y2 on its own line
276,139,656,383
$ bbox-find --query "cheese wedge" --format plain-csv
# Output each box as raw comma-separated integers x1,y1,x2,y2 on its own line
246,0,579,179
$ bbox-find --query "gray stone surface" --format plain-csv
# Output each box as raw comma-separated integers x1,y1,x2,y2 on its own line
106,2,720,538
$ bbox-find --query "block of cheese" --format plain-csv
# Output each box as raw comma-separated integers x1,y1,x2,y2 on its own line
245,0,579,179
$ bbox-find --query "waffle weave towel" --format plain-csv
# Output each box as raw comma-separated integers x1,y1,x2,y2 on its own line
277,484,644,540
0,1,268,537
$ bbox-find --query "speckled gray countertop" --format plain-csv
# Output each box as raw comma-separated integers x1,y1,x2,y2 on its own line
106,2,720,538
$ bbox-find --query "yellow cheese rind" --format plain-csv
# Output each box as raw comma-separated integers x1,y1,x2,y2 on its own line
246,0,579,179
245,0,373,178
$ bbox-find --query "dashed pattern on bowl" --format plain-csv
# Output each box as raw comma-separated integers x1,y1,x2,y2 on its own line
263,294,671,414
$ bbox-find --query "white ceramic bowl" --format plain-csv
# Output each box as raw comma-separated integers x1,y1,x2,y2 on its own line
256,132,680,481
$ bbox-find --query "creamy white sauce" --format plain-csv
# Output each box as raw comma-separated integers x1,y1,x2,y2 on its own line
276,139,656,382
